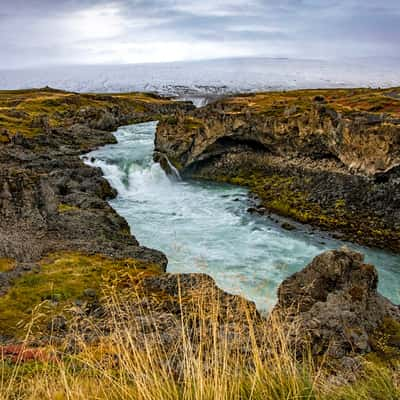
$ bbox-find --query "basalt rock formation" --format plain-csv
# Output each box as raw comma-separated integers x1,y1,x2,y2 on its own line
273,247,400,369
155,88,400,251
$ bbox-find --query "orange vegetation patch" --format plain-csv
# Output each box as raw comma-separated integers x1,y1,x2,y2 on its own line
1,344,57,363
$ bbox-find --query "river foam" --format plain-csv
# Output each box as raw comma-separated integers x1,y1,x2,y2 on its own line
85,122,400,310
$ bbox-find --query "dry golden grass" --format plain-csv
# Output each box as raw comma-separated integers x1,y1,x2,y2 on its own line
0,278,399,399
0,88,176,138
222,87,400,117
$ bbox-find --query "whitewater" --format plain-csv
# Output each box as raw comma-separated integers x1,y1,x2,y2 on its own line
85,122,400,310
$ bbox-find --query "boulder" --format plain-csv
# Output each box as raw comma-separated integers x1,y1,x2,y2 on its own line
273,247,400,361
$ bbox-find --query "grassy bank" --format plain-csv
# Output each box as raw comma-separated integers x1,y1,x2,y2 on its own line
0,87,176,139
0,283,399,400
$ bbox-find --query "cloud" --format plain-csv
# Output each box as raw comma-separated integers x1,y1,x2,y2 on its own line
170,0,261,17
0,0,399,68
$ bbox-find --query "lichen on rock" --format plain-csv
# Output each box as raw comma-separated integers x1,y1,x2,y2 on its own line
273,247,400,366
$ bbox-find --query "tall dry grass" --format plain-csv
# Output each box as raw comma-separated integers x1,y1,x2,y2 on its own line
0,282,398,400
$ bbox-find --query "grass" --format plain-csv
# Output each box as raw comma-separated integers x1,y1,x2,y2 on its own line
0,252,162,338
0,88,176,138
0,259,16,273
0,272,399,400
221,87,400,117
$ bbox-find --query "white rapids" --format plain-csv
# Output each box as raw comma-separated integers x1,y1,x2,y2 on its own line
85,121,400,310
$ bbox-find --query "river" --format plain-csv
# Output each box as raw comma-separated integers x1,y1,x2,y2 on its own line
85,121,400,310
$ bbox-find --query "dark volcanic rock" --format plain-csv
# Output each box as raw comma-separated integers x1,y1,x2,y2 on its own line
273,247,400,361
140,273,259,323
0,91,194,296
154,88,400,251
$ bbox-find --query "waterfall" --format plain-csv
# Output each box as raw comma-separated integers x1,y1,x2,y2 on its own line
164,156,181,181
154,151,182,181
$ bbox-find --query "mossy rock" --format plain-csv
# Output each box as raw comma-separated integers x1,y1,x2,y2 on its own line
57,204,80,213
370,317,400,361
0,258,16,273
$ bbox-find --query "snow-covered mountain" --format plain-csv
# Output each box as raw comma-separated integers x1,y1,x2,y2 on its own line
1,57,399,100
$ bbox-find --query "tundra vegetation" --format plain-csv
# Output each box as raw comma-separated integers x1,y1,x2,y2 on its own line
0,270,399,400
0,88,399,399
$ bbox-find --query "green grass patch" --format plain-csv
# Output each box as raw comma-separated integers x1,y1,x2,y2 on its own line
0,252,162,338
0,258,16,273
57,204,80,213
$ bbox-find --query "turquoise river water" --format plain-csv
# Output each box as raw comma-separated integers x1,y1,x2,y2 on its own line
85,122,400,310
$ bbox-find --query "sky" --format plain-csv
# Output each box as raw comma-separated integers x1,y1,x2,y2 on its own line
1,0,399,69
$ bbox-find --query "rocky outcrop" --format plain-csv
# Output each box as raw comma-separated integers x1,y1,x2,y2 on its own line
41,249,399,379
274,247,400,365
155,88,400,251
0,89,194,297
156,90,400,177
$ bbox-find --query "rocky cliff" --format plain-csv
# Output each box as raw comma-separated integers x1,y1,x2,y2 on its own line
0,88,195,338
155,88,400,251
0,89,188,267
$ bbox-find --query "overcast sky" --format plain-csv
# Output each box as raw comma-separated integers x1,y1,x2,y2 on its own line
1,0,399,69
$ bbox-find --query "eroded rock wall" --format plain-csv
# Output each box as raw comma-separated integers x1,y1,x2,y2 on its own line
155,88,400,251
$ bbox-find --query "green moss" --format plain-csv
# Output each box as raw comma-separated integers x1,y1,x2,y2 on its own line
165,115,178,125
230,177,248,186
0,258,16,272
183,116,205,131
370,318,400,361
335,199,346,209
169,157,183,171
57,204,79,213
0,252,162,338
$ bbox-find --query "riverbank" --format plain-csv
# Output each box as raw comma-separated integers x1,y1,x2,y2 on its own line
0,88,193,337
86,122,400,309
155,87,400,252
1,248,400,399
